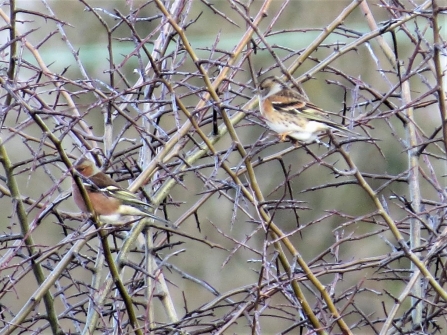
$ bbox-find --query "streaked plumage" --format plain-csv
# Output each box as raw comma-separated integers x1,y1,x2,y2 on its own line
258,76,355,144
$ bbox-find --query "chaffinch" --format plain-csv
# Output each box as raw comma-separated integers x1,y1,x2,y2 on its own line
258,76,356,144
72,158,169,225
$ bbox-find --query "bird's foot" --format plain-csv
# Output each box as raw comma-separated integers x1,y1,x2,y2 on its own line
278,132,291,142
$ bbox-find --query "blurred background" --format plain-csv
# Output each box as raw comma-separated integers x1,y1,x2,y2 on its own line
1,0,446,334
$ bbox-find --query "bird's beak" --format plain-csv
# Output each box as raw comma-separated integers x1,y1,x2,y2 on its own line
71,166,81,177
252,87,261,95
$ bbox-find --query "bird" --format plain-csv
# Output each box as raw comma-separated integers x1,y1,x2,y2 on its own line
257,76,356,144
72,158,170,225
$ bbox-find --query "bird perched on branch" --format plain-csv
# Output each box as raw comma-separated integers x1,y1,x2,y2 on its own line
258,76,356,144
72,158,170,225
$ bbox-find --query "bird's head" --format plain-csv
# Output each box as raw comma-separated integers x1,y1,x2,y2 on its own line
73,158,97,177
258,76,286,98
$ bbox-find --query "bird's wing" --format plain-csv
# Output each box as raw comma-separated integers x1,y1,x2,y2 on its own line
102,186,172,225
85,171,155,209
101,185,151,208
272,98,333,123
88,173,121,189
272,97,356,133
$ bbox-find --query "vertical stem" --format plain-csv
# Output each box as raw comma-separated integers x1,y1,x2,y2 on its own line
431,0,447,154
146,229,156,334
403,77,422,324
0,139,60,334
359,0,423,324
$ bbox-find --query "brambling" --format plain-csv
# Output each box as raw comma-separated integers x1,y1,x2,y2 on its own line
258,76,356,144
72,158,169,225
